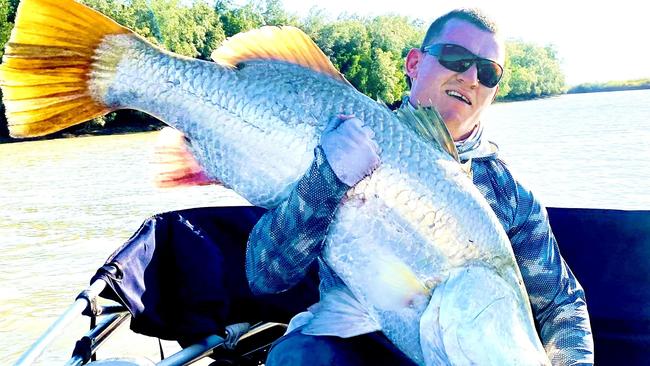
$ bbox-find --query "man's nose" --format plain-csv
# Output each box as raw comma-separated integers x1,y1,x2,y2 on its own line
457,64,479,88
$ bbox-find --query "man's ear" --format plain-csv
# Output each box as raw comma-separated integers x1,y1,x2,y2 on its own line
405,48,423,79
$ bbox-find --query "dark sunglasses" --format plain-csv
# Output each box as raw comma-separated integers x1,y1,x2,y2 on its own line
421,43,503,88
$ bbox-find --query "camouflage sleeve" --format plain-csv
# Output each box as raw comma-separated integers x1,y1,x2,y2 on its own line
509,184,595,365
245,146,350,295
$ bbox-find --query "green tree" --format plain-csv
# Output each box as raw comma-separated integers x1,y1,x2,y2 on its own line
301,7,329,39
152,0,224,59
80,0,126,23
495,65,512,99
0,0,15,58
366,48,404,102
261,0,299,26
498,40,565,100
128,0,195,55
215,0,264,37
83,0,225,59
365,15,424,102
189,1,226,59
312,18,372,93
6,0,18,22
367,15,423,57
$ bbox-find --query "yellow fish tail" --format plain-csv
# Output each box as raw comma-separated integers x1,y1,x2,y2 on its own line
0,0,131,138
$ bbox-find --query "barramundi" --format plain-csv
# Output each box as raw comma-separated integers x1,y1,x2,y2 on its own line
0,0,550,364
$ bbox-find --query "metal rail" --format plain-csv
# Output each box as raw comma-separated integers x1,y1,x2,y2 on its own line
14,280,107,366
65,312,130,366
156,334,225,366
155,322,286,366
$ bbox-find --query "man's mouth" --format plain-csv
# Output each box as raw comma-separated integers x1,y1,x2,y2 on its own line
446,90,472,105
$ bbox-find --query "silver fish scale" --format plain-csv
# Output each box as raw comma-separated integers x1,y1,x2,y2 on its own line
95,34,543,364
321,102,530,362
98,36,322,206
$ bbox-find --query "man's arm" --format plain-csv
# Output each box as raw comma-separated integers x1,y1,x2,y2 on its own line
245,116,380,295
245,146,349,294
509,184,594,365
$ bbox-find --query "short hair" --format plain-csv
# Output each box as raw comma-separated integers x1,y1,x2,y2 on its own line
421,8,499,49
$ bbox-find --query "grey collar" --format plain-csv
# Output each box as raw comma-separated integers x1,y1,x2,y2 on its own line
454,123,498,162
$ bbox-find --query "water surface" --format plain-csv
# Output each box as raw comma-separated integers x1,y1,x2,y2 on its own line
484,89,650,210
0,133,247,364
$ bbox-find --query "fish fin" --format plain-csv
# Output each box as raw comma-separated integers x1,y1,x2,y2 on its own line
302,289,381,338
151,127,221,188
211,26,351,85
0,0,131,137
395,106,460,162
363,253,431,311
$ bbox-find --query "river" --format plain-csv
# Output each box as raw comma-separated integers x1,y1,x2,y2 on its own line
1,89,649,364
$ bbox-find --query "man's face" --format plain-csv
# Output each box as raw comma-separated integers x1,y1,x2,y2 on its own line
405,19,505,141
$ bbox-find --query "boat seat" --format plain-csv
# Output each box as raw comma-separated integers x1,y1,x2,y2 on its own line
89,206,319,364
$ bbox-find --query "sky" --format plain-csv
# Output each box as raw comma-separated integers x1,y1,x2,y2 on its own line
258,0,649,86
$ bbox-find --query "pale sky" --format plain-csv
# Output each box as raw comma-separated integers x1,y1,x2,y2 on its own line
270,0,649,86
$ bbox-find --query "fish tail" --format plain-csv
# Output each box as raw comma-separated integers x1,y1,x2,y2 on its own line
0,0,132,138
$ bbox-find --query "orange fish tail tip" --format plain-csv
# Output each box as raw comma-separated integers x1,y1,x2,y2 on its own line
151,127,221,188
0,0,132,138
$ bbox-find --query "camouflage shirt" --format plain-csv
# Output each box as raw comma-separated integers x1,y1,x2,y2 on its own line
245,131,594,365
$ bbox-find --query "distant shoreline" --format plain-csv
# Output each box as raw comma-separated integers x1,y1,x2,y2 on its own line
0,122,163,144
567,85,650,94
566,79,650,94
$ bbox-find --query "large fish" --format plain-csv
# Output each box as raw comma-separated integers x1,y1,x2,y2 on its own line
0,0,550,364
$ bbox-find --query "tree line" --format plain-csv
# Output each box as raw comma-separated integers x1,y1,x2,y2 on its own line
0,0,568,138
568,78,650,94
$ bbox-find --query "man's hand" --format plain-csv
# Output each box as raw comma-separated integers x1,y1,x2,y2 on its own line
321,115,380,186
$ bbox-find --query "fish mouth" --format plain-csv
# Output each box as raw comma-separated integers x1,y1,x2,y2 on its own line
446,90,472,105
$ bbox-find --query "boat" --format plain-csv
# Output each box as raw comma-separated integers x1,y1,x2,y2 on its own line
13,206,650,365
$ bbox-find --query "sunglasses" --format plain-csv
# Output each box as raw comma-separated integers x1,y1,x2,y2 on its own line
421,43,503,88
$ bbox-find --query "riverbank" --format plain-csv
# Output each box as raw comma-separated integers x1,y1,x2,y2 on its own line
568,84,650,94
0,120,164,144
567,79,650,94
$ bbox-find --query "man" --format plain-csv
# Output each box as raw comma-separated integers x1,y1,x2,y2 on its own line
246,8,594,365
